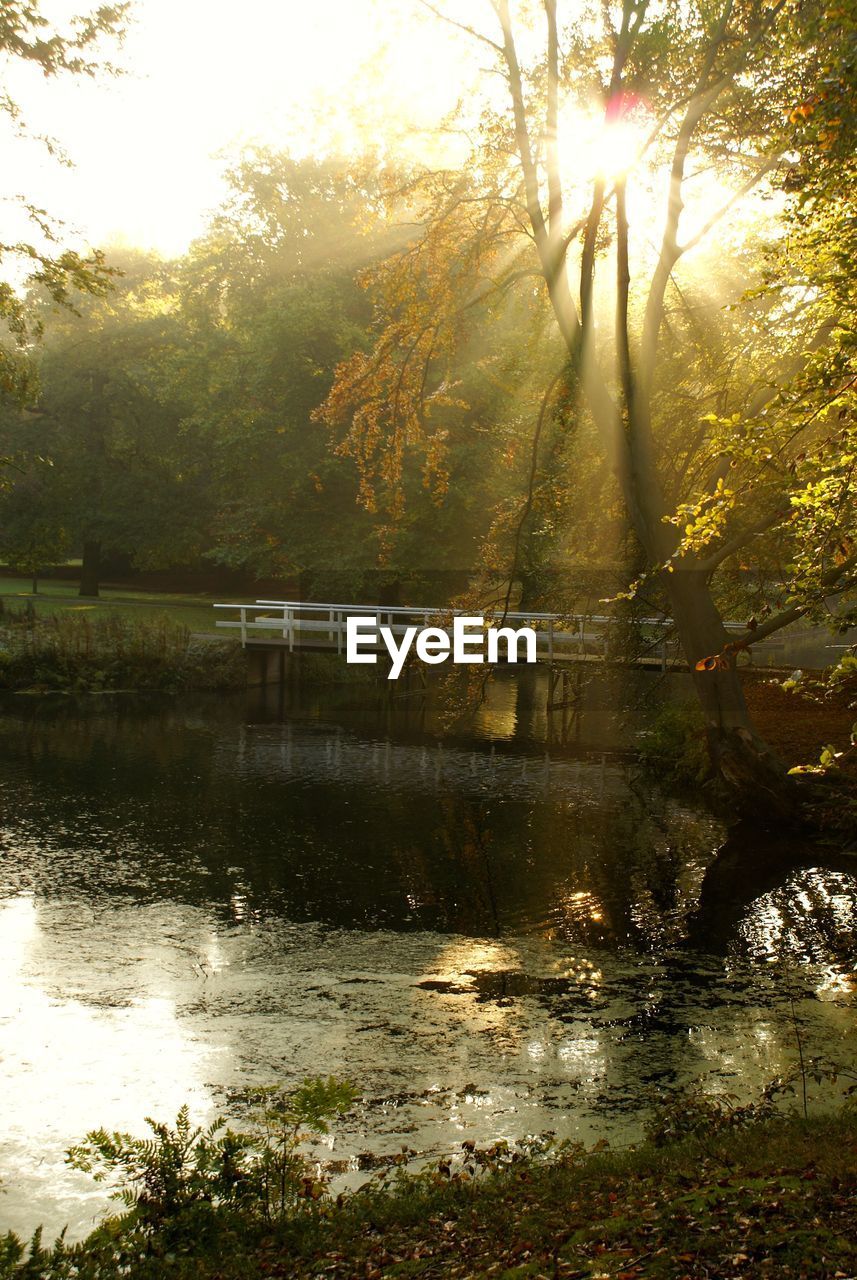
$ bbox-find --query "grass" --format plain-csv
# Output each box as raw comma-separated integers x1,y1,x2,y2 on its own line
0,576,222,634
332,1115,857,1279
2,1113,855,1278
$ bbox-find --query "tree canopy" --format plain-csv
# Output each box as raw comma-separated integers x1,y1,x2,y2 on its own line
317,0,857,803
0,0,854,803
0,0,127,399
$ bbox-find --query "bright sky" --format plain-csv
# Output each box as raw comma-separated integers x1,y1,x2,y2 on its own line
3,0,476,258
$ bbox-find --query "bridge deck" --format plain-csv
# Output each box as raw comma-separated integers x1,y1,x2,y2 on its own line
213,599,783,671
240,634,691,668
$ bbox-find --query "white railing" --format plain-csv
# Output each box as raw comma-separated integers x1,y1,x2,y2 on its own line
213,599,760,669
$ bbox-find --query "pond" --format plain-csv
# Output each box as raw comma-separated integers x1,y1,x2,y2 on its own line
1,668,855,1240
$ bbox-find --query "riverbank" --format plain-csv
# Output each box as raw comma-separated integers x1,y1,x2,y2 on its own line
2,1113,855,1278
1,607,853,780
0,612,244,693
304,1113,856,1280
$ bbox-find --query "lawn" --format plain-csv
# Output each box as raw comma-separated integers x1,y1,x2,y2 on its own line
0,576,223,634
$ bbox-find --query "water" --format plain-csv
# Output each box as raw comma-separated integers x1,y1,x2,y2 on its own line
0,671,855,1241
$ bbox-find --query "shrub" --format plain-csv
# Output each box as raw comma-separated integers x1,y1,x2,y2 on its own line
65,1078,356,1232
637,700,710,785
0,613,245,692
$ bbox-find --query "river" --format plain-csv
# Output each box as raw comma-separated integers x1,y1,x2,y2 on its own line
1,669,855,1240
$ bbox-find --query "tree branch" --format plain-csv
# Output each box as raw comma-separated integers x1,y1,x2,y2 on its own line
501,363,569,621
731,553,857,647
494,0,581,354
544,0,563,237
696,506,789,573
615,178,634,415
679,158,780,256
414,1,503,54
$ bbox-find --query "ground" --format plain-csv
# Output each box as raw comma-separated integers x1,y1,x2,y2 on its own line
284,1115,857,1279
7,1114,854,1279
0,574,220,633
742,673,856,771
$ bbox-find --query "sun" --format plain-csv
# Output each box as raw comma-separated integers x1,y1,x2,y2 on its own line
557,100,649,189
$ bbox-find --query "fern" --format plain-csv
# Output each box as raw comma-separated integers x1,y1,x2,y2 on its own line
64,1076,356,1231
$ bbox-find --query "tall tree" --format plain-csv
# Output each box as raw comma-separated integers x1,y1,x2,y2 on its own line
173,152,405,596
321,0,856,811
0,251,209,595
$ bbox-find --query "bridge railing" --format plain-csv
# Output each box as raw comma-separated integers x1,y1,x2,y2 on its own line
213,599,754,667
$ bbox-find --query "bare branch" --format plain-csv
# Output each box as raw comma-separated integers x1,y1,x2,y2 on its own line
544,0,563,236
615,178,634,414
414,0,504,54
679,158,780,256
639,0,790,399
501,363,570,621
580,178,606,333
494,0,548,251
494,0,581,353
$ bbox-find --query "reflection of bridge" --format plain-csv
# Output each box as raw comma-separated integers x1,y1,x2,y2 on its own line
213,599,767,671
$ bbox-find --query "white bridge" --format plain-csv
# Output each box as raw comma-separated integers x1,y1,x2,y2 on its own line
213,599,767,671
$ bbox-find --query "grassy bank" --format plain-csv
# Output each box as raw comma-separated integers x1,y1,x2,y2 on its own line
0,611,245,693
311,1114,856,1280
0,576,220,634
1,1113,855,1278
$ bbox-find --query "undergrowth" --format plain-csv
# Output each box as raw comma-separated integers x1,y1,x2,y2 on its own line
637,700,710,786
1,1068,856,1278
0,612,245,692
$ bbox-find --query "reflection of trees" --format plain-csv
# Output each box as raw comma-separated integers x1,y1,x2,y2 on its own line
4,698,855,975
386,798,503,936
0,700,717,940
694,823,857,967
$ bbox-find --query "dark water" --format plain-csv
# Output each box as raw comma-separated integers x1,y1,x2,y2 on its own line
1,671,855,1239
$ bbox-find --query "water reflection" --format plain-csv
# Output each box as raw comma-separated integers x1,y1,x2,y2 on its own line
0,679,854,1241
0,894,218,1238
740,870,857,975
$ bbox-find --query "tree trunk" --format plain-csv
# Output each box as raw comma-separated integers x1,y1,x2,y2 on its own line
517,570,541,613
664,570,797,818
79,540,101,598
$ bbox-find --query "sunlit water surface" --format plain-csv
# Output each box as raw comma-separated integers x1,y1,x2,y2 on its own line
0,671,855,1239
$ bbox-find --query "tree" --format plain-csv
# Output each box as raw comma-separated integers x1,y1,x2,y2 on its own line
0,462,68,592
320,0,857,812
172,152,407,597
0,1,127,399
0,251,211,596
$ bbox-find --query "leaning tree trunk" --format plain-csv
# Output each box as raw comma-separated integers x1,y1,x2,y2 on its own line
79,540,101,598
663,569,797,818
